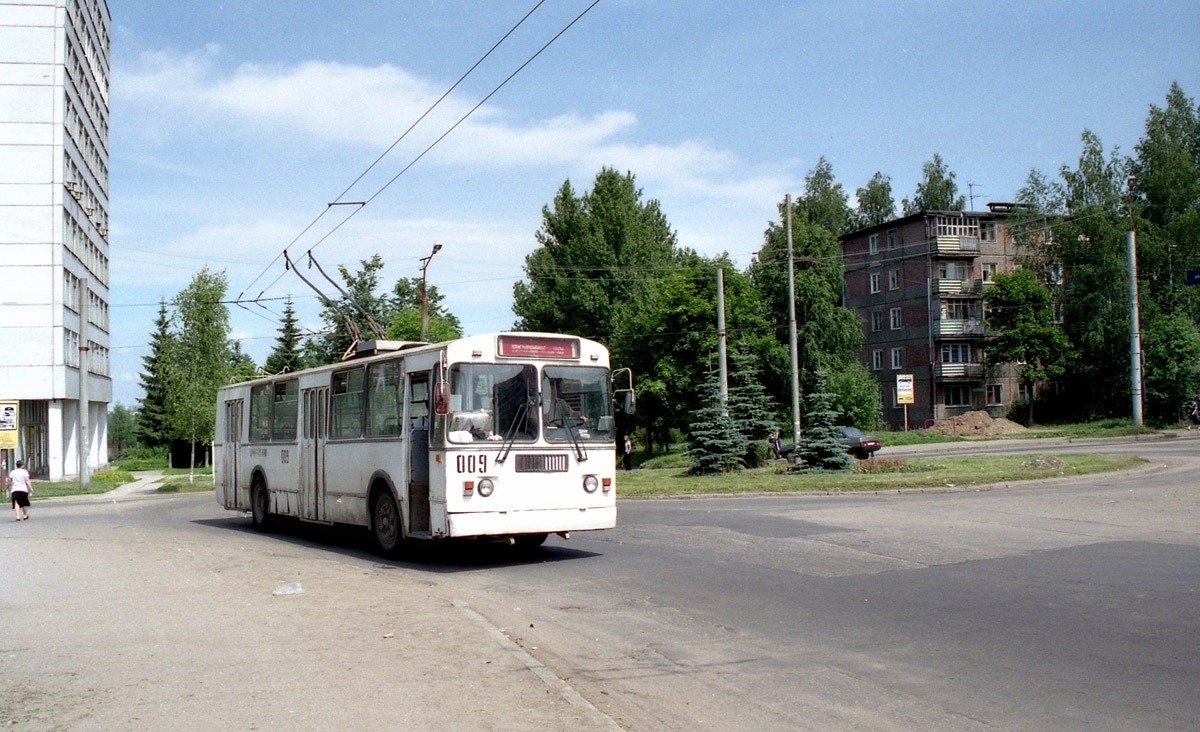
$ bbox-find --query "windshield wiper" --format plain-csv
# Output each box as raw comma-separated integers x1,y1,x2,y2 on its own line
495,396,535,465
550,397,587,463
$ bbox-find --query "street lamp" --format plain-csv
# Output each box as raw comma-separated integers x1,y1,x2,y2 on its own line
419,242,442,341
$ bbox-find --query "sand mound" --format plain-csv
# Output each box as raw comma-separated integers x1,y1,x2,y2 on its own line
928,410,1027,437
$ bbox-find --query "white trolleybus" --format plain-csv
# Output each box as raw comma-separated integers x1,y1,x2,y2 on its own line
213,332,629,555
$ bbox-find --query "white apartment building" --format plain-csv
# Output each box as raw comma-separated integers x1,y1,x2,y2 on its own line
0,0,110,479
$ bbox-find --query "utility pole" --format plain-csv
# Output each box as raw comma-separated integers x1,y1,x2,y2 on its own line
419,242,442,341
78,281,90,490
716,267,728,415
785,194,802,456
1126,176,1143,427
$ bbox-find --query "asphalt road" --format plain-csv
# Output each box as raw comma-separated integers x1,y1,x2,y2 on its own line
3,435,1197,731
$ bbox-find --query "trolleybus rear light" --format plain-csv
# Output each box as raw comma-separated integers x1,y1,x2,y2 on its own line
602,477,612,492
463,481,474,495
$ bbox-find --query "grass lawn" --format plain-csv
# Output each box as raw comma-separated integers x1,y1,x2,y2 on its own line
155,475,215,493
614,453,1145,497
162,467,213,476
30,470,136,499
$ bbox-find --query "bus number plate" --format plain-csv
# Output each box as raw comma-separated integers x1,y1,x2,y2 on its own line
456,454,487,474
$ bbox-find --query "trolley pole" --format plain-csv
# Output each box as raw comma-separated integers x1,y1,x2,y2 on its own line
1127,177,1143,427
785,194,802,457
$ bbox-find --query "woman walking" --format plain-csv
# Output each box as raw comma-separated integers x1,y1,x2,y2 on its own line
9,459,32,521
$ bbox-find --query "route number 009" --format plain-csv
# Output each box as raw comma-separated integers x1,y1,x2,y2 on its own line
456,454,487,474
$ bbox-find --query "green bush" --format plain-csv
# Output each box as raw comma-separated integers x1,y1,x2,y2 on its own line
91,469,135,484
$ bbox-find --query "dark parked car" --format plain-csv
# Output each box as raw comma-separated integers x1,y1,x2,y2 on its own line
838,426,881,459
775,427,882,460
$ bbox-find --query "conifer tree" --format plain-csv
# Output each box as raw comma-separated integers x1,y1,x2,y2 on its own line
687,378,748,474
726,347,778,467
796,371,852,471
135,301,172,447
264,297,303,374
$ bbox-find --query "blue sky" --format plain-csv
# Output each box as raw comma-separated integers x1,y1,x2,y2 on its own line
107,0,1200,406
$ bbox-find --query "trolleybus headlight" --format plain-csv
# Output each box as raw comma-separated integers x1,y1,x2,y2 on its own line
583,475,599,493
477,478,495,497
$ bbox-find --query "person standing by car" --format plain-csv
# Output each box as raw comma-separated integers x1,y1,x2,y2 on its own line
8,459,32,521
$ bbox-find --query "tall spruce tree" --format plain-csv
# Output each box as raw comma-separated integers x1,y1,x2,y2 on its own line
726,347,779,467
264,297,303,374
135,300,172,447
795,371,852,471
687,378,748,474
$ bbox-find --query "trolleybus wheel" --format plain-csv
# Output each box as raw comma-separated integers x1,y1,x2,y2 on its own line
250,477,274,532
371,490,404,557
514,532,548,548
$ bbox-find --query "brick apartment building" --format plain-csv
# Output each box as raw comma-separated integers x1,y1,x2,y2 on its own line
840,205,1024,428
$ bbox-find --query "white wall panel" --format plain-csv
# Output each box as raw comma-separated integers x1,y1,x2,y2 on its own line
0,85,55,123
0,27,55,65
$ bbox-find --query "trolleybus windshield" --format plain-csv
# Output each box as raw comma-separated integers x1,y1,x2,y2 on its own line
541,366,614,443
447,364,538,444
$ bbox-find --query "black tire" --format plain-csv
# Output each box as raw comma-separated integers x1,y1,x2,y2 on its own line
250,477,274,532
514,532,548,549
852,449,868,460
371,489,404,558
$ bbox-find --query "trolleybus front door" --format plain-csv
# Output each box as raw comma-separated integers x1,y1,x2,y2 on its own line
223,399,244,509
408,372,431,536
300,386,329,522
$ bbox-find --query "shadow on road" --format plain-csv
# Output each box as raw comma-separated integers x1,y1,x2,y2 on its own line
193,515,602,572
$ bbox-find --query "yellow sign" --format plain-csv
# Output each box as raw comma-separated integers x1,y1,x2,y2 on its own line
896,375,914,405
0,401,17,449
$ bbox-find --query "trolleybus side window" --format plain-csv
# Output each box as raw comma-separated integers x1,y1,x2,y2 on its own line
542,366,615,443
249,384,271,442
447,364,537,444
331,367,365,439
409,378,429,429
272,380,298,441
366,361,404,437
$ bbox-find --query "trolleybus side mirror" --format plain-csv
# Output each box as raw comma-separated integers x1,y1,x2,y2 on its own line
623,391,636,415
433,382,450,415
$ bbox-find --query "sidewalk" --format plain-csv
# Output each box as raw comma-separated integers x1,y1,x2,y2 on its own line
879,427,1192,458
40,469,178,503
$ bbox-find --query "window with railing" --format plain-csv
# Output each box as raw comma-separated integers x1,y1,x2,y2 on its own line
935,216,980,238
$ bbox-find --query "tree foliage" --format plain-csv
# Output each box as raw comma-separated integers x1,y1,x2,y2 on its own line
795,371,852,471
135,301,172,447
854,171,895,229
687,377,748,474
166,268,231,470
902,153,966,214
108,403,137,454
795,157,853,236
264,297,303,374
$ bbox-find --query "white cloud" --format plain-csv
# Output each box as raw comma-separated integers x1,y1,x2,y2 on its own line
114,48,791,208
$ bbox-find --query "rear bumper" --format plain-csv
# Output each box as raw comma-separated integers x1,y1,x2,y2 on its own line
447,505,616,538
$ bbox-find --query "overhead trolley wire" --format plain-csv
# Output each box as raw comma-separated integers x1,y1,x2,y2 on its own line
234,0,553,304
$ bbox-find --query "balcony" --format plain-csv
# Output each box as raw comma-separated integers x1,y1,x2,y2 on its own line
935,363,985,380
934,318,986,337
932,235,981,257
931,278,969,294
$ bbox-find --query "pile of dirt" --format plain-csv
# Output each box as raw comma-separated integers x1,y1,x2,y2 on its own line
927,410,1028,437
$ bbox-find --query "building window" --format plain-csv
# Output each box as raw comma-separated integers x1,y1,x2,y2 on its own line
941,343,971,363
980,221,997,243
869,272,881,294
983,262,998,281
889,269,901,290
887,229,898,250
872,350,883,370
944,385,971,407
890,347,903,370
935,216,981,238
938,261,968,280
1018,383,1030,402
889,307,902,330
871,311,883,332
942,300,975,320
986,384,1003,405
868,233,879,255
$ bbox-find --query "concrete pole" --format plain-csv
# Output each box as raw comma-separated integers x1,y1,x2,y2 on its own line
716,267,728,415
1127,176,1143,427
786,194,802,453
78,282,90,489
